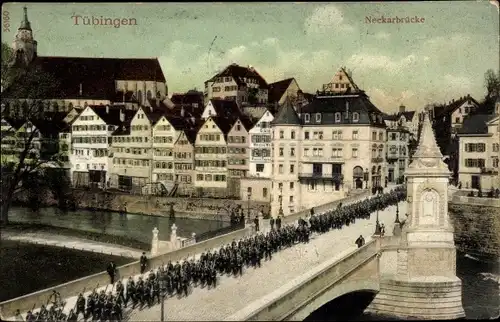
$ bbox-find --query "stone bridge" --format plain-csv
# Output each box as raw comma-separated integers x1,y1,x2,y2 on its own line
226,238,382,321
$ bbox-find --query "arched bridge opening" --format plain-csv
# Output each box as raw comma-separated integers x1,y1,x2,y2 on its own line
304,290,378,321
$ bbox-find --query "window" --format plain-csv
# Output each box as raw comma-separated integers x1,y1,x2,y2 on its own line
256,164,264,172
335,112,341,123
304,131,310,140
279,164,284,173
290,182,294,190
455,117,460,123
263,188,268,198
279,148,284,156
332,148,343,158
304,148,309,156
353,112,359,122
247,187,252,194
379,132,383,141
315,113,322,122
279,130,284,139
372,131,377,140
291,131,295,139
465,143,486,152
493,157,499,168
236,124,241,131
352,130,359,140
493,143,499,152
465,158,486,168
290,164,295,173
289,196,294,203
352,147,358,158
304,114,310,123
290,148,295,156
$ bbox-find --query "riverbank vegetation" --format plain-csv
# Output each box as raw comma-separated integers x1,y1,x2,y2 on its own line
0,240,132,302
4,223,151,251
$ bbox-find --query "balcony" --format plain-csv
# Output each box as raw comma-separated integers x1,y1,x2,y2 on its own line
298,172,344,182
372,157,384,163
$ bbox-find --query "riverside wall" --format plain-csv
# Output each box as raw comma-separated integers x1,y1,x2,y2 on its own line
14,189,270,221
448,195,500,256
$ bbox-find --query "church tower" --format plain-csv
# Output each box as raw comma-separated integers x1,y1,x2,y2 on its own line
365,107,465,320
12,6,37,66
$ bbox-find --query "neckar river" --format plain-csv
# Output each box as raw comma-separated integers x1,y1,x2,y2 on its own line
8,206,229,243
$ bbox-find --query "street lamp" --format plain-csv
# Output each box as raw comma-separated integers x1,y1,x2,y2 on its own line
374,195,382,236
247,190,251,223
278,184,284,216
394,202,400,224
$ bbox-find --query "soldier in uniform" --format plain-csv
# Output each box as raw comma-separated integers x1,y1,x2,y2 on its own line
107,261,117,285
116,280,126,304
276,215,282,230
75,293,86,319
67,309,78,322
25,310,35,322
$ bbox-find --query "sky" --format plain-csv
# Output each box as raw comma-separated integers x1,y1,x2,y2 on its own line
2,2,499,113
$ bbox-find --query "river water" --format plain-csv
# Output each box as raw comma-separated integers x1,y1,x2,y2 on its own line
8,206,229,243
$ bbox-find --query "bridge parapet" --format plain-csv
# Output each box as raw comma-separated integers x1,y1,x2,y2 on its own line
225,238,381,321
0,226,252,319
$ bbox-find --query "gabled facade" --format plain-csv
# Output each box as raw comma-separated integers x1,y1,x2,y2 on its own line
194,116,231,196
151,114,181,185
110,107,157,192
248,109,274,178
384,105,418,138
321,67,360,94
226,117,253,197
204,63,268,106
69,106,122,187
173,129,197,196
457,106,499,191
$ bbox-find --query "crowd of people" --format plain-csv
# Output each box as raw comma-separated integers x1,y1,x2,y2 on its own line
19,186,406,322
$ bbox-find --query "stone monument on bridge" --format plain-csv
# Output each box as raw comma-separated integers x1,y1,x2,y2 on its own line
366,109,465,319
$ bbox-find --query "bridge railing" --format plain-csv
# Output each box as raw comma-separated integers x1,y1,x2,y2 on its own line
225,238,380,321
0,224,252,319
194,220,245,243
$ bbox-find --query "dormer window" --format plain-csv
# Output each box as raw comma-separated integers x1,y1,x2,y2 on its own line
315,113,321,122
304,113,310,123
353,112,359,122
335,112,341,123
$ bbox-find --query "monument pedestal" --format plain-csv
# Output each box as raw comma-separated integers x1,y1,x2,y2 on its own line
365,276,465,320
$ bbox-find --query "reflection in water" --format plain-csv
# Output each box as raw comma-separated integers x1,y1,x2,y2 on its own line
9,207,230,244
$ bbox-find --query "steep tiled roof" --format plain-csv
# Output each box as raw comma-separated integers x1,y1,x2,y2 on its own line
211,116,235,135
433,95,479,117
7,56,165,100
165,115,189,131
142,108,165,125
209,99,242,121
90,106,135,126
208,63,268,88
458,114,496,135
268,78,295,104
271,98,301,125
300,92,385,126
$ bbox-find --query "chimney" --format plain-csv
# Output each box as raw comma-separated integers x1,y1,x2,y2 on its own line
119,109,125,122
399,105,405,113
106,105,109,114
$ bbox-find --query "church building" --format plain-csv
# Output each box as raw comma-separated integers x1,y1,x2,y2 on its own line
2,7,169,114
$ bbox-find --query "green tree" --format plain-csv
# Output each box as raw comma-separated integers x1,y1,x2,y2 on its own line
1,44,65,232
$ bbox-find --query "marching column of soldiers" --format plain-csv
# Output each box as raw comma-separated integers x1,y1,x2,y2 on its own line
21,186,406,322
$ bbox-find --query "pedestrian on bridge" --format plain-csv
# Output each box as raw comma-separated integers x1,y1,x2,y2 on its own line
276,215,282,230
107,261,117,284
253,216,260,232
270,216,275,231
355,235,365,248
140,252,148,274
